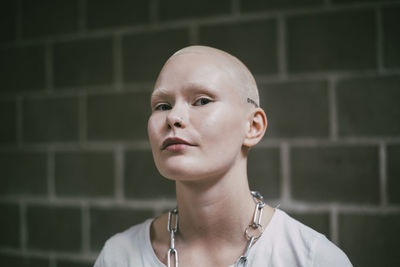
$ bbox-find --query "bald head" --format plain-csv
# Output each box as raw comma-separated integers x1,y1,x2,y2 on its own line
165,45,260,107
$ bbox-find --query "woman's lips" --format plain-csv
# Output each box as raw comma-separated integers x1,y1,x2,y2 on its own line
162,137,194,151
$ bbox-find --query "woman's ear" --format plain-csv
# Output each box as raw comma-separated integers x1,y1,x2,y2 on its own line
243,108,267,148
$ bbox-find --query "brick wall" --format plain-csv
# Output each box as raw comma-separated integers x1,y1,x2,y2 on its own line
1,0,399,266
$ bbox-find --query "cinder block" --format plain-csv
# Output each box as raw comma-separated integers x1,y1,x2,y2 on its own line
0,0,17,42
387,144,400,204
55,151,114,197
27,205,81,252
0,203,20,248
54,37,113,88
0,100,16,144
0,45,45,92
23,97,79,142
90,207,153,251
199,19,278,75
337,75,400,137
57,259,93,267
87,92,150,141
248,148,280,199
0,253,49,267
383,6,400,68
288,211,330,239
21,0,78,38
159,0,230,21
339,213,400,267
259,80,329,138
124,150,175,198
86,0,149,29
287,9,376,72
0,152,47,196
122,29,190,82
291,146,379,203
240,0,322,12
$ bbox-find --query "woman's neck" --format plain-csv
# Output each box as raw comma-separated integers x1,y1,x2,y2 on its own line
174,164,256,245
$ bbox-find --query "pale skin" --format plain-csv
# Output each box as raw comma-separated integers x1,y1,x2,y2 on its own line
147,46,274,267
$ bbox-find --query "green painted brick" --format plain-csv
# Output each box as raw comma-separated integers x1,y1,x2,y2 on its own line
339,213,400,267
123,29,190,82
0,100,16,144
27,205,81,252
21,0,78,38
259,80,329,138
87,92,150,141
241,0,322,12
54,37,114,87
199,19,278,75
337,75,400,137
0,152,47,196
23,96,79,142
0,203,20,248
55,151,115,197
124,150,175,198
0,253,49,267
383,6,400,68
0,45,45,92
159,0,230,21
287,9,376,72
248,148,280,199
86,0,149,29
291,146,379,203
90,207,153,251
0,0,17,42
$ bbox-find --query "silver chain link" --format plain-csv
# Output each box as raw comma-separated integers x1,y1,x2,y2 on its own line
167,208,179,267
167,191,265,267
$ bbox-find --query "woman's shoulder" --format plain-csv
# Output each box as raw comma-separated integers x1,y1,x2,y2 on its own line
94,218,154,267
105,218,153,251
253,209,352,266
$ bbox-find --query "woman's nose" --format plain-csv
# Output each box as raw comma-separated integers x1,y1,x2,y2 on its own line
166,104,186,129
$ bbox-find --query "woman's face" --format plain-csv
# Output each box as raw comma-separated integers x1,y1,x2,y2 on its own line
147,52,249,181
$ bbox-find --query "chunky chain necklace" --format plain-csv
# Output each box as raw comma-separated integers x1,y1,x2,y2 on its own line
166,191,266,267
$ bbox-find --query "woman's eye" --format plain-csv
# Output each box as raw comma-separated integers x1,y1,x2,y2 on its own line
194,98,211,106
155,104,171,111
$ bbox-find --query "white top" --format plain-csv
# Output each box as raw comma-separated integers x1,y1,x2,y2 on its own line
94,209,352,267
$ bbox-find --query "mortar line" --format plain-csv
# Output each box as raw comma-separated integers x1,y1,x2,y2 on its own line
231,0,240,15
149,0,159,24
379,143,388,206
188,23,199,45
81,203,90,254
376,7,384,73
49,255,56,267
280,142,290,205
277,14,288,78
330,207,339,244
328,77,338,141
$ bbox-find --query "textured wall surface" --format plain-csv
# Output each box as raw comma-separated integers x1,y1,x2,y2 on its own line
1,0,400,266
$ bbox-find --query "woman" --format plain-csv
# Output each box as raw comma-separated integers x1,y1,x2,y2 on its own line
94,46,352,267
